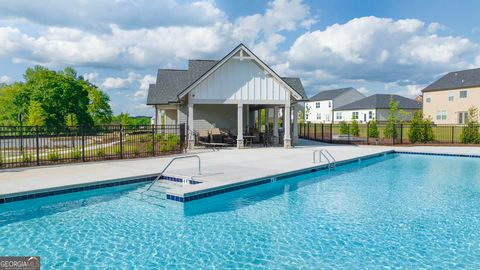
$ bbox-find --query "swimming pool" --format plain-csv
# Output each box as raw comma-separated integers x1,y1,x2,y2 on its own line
1,153,480,268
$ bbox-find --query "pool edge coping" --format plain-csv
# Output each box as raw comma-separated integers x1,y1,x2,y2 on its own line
1,150,479,205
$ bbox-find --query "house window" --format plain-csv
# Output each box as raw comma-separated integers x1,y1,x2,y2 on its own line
352,112,359,120
369,111,373,119
458,112,468,124
316,113,321,120
460,90,467,99
426,95,431,103
336,112,342,120
448,92,454,102
436,110,447,121
328,101,332,108
316,102,320,108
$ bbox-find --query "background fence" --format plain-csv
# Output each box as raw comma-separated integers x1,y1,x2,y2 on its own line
0,124,185,168
299,122,478,145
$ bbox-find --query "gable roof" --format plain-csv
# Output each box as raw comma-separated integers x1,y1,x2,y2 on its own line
147,44,306,105
422,68,480,92
309,87,360,101
335,94,422,110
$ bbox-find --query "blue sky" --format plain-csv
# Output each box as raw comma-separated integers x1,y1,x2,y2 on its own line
1,0,479,116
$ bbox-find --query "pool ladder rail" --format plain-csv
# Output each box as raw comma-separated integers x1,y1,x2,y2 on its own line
143,154,202,193
313,149,336,169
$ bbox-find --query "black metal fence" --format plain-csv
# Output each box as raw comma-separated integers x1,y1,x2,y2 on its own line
0,124,185,168
299,122,479,145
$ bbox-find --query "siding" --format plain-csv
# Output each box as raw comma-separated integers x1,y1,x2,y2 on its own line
191,58,289,103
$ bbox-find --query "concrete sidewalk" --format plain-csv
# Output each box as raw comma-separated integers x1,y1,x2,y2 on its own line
0,140,478,198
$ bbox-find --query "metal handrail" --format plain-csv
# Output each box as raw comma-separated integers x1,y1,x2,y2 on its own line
312,149,336,169
144,155,201,192
321,149,336,168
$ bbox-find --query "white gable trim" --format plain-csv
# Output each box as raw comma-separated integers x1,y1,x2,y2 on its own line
177,44,302,101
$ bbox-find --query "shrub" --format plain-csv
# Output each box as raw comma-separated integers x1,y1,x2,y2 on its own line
339,121,349,135
72,148,81,160
423,118,434,142
350,120,360,137
408,111,424,143
48,150,60,162
145,142,154,154
384,96,399,139
22,153,33,163
460,106,480,144
132,146,140,156
96,148,106,157
368,119,379,138
113,145,122,156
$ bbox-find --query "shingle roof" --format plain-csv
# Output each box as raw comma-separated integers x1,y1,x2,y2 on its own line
335,94,422,110
281,77,308,101
422,68,480,92
147,47,306,104
309,87,356,101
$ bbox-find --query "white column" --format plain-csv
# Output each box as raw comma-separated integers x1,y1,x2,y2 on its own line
257,108,262,131
284,104,292,148
273,106,279,145
188,96,194,149
293,104,299,145
237,104,244,149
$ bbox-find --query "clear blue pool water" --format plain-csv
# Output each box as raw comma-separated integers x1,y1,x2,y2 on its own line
1,153,480,269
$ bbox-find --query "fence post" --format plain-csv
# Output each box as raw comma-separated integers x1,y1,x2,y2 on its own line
307,123,310,139
321,124,324,141
400,123,403,144
314,124,317,140
330,124,333,143
367,121,370,145
81,125,85,162
348,124,350,144
119,124,123,159
451,126,455,144
152,125,155,156
35,125,40,166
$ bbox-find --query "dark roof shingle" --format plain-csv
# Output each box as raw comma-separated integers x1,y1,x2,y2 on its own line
422,68,480,92
335,94,422,110
309,87,356,101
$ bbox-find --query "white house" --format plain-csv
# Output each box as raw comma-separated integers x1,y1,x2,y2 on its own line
334,94,422,123
147,44,308,148
304,88,365,123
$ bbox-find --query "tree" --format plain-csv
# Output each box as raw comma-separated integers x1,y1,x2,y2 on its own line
408,110,424,143
0,83,28,125
23,66,93,130
423,117,434,142
384,96,399,139
339,121,349,135
118,112,134,125
26,101,46,126
350,120,360,136
368,119,379,138
85,85,113,124
65,113,78,127
460,106,480,144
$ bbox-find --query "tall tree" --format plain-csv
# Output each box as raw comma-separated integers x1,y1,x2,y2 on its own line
84,84,113,124
383,96,399,139
26,101,47,126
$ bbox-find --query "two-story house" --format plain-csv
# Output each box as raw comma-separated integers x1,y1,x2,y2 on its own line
304,87,365,123
422,68,480,124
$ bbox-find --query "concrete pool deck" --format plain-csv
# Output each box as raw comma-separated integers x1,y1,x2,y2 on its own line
0,140,479,201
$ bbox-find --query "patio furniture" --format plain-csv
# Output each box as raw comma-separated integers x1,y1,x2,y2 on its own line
210,128,223,143
243,135,255,146
197,130,210,143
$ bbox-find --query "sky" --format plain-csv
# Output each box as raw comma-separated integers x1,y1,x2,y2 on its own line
1,0,480,116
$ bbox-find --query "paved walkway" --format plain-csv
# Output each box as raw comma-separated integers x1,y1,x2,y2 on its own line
1,140,479,198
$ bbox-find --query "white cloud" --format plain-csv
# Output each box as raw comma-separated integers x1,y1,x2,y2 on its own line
102,72,138,89
0,75,10,84
83,72,99,82
134,74,156,100
0,0,226,31
287,16,480,87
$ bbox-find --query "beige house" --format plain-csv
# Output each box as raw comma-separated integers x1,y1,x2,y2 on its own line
146,44,307,148
422,68,480,124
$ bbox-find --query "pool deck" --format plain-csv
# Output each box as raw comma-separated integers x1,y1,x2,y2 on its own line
1,140,479,201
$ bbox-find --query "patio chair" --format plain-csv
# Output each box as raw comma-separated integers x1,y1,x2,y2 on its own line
197,130,210,143
210,128,224,143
